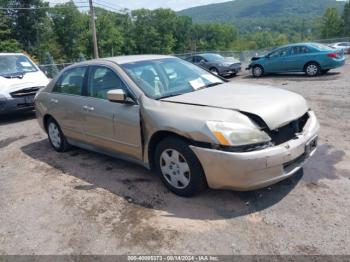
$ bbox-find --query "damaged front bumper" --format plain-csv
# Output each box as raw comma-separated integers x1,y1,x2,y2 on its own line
190,111,319,191
0,96,35,115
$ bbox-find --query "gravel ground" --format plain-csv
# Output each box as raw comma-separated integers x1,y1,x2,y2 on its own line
0,61,349,255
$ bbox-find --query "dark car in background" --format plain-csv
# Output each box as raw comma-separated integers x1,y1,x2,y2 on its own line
185,53,241,77
247,43,346,77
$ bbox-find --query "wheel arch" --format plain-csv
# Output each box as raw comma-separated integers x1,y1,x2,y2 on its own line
252,64,264,76
43,114,55,132
303,61,321,71
147,130,192,170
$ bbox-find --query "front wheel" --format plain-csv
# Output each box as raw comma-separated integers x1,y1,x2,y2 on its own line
154,137,207,197
210,67,219,76
252,65,264,77
305,63,321,77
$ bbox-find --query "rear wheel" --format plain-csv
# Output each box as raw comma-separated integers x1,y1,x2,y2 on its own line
46,117,70,152
154,137,207,197
252,65,264,77
305,63,321,77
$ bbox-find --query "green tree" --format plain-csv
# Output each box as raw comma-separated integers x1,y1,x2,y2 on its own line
343,1,350,35
50,1,89,61
5,0,49,53
320,7,344,38
0,10,20,52
41,51,59,78
95,9,124,57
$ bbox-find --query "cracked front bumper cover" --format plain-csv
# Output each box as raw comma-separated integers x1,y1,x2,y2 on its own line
190,111,319,191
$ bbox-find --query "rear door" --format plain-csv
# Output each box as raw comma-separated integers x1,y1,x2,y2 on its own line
286,46,311,71
81,65,142,160
49,66,88,141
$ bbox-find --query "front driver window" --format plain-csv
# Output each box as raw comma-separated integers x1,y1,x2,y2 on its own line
53,67,86,95
88,66,127,99
269,48,289,58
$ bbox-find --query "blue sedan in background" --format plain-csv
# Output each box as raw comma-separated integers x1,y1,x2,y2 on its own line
247,43,346,77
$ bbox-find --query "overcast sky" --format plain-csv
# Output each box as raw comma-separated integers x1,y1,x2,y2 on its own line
48,0,231,11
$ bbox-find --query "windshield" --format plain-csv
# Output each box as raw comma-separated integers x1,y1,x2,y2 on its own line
0,55,38,76
121,58,224,99
201,53,225,62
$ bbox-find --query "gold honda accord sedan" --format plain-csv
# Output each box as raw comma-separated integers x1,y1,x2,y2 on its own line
35,55,319,196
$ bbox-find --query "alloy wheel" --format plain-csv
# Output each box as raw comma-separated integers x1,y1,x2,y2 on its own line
160,149,191,189
306,64,319,76
253,66,263,77
48,122,61,149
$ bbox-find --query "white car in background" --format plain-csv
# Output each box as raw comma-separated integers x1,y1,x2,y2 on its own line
330,42,350,54
0,53,49,115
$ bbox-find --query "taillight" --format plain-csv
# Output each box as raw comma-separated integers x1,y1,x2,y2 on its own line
327,53,337,58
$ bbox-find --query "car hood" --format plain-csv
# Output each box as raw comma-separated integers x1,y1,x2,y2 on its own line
161,83,309,130
223,57,240,64
0,71,49,96
251,55,265,61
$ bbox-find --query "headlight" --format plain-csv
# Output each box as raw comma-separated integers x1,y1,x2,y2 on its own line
206,121,271,146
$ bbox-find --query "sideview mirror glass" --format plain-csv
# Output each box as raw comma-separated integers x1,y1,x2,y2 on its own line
107,89,126,103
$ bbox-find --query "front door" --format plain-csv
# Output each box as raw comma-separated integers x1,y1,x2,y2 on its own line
265,47,291,73
81,65,142,160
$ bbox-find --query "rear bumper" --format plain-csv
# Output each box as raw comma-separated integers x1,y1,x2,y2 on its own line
323,58,346,70
190,111,319,191
0,96,35,115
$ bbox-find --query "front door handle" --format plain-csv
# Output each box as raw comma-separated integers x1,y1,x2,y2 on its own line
83,105,94,112
50,98,59,104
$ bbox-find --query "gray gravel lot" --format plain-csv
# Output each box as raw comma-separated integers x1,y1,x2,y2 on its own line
0,61,349,255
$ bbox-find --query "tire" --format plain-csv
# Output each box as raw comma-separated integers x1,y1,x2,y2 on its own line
154,137,207,197
252,65,264,77
210,67,219,76
304,62,321,77
46,117,70,152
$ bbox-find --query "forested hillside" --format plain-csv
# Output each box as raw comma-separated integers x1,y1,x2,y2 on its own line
178,0,345,33
0,0,349,65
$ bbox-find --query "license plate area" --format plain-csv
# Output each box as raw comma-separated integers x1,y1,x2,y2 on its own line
24,95,35,105
305,136,318,157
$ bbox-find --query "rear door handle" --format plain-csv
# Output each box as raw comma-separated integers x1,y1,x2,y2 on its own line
50,98,59,104
83,105,94,112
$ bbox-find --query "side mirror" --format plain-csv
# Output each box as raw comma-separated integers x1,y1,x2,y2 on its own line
107,89,129,103
200,59,205,64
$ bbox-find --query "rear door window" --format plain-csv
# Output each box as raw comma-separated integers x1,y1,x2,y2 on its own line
291,46,310,55
53,67,87,95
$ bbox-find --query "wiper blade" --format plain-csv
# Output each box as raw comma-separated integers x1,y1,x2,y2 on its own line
198,82,223,89
1,73,25,79
157,92,185,100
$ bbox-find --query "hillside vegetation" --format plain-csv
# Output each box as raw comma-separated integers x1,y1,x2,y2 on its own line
178,0,345,33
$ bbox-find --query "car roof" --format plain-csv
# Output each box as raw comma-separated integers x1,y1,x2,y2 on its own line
66,55,175,69
104,54,174,64
0,53,26,56
276,43,321,49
